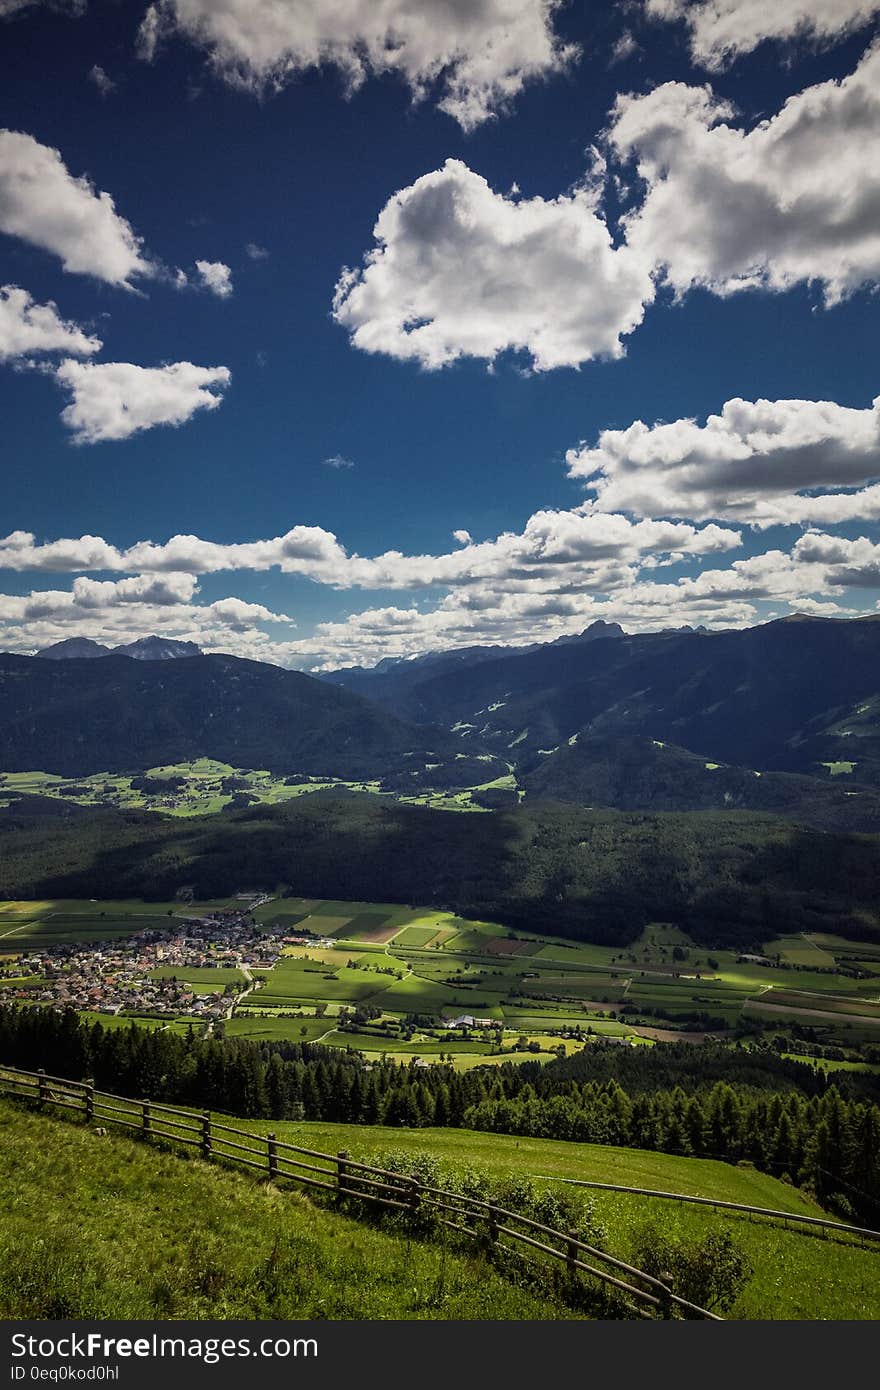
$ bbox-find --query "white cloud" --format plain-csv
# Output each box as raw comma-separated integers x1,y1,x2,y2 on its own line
793,532,880,586
0,509,740,591
195,258,233,298
334,159,654,371
608,43,880,306
245,241,269,261
136,0,578,130
322,454,354,470
285,528,880,667
0,575,295,660
645,0,880,69
0,1,84,17
54,359,231,443
568,392,880,526
610,29,640,64
4,518,878,669
0,284,101,361
88,64,115,96
70,572,199,607
0,130,152,287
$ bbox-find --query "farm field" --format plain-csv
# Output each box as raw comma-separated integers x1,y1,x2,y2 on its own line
0,896,246,952
4,895,880,1063
149,965,247,992
234,900,880,1062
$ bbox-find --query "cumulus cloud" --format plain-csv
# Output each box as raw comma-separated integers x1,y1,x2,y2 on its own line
3,516,876,668
245,241,269,260
0,571,295,660
54,359,231,443
568,392,880,526
0,130,152,287
0,510,741,593
334,159,654,371
608,43,880,305
195,258,233,298
645,0,880,69
322,454,354,470
136,0,577,130
284,529,880,667
0,284,100,361
70,572,199,607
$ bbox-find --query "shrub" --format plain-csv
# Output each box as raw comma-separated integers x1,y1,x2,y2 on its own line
632,1223,752,1312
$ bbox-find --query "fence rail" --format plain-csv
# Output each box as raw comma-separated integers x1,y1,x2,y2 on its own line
0,1063,727,1319
536,1176,880,1243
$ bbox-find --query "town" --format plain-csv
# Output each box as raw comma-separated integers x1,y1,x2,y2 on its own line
0,901,325,1024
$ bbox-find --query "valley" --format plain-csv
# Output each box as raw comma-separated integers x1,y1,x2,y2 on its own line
3,619,880,1324
2,894,878,1066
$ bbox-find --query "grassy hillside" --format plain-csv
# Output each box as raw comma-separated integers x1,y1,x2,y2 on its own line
0,1100,572,1321
234,1119,880,1321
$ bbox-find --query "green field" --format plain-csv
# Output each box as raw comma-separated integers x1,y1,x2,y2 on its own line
0,1100,566,1321
211,1119,880,1321
5,895,880,1062
149,965,246,992
0,758,517,820
0,897,243,953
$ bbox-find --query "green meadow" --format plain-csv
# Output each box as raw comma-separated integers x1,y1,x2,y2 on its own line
0,1100,567,1321
208,1117,880,1321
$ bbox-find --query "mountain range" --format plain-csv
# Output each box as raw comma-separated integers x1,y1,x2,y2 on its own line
326,614,880,786
0,650,496,781
35,636,202,661
5,614,880,826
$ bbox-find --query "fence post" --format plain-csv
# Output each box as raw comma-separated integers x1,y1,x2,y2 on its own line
658,1270,675,1320
336,1150,349,1200
409,1177,422,1223
267,1133,278,1181
486,1202,499,1250
142,1100,151,1137
566,1229,580,1283
201,1111,212,1160
84,1079,95,1123
37,1068,47,1109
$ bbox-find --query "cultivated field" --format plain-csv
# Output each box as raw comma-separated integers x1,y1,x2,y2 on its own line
3,895,879,1065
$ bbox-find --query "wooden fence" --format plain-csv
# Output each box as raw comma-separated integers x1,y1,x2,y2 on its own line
0,1063,721,1321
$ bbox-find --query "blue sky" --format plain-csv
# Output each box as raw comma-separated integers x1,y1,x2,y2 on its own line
1,0,879,667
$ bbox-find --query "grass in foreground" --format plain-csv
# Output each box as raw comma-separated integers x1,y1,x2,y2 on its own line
235,1121,880,1321
0,1100,573,1321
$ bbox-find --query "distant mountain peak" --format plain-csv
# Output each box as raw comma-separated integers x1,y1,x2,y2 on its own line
35,638,111,660
548,620,625,647
35,635,202,661
113,636,202,661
